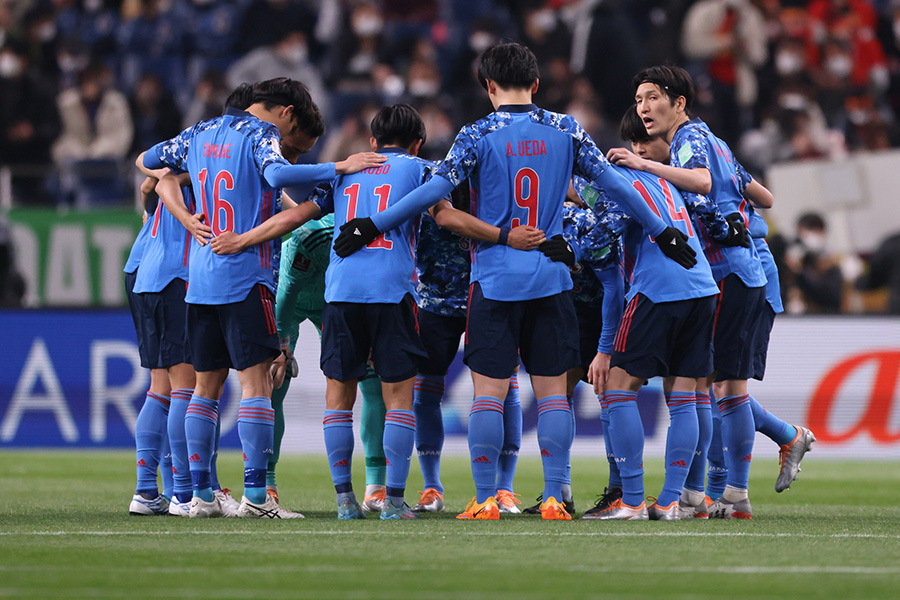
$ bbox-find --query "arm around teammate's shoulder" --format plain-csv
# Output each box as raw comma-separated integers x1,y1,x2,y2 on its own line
210,201,322,255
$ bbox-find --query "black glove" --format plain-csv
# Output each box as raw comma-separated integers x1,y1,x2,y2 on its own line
718,213,750,248
655,226,697,269
333,217,380,257
539,234,576,267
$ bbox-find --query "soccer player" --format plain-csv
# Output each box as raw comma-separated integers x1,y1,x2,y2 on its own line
608,65,771,519
140,77,385,519
333,43,696,520
210,104,544,519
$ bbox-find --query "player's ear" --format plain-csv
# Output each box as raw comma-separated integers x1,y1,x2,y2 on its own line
531,79,539,95
369,136,378,151
281,104,294,120
408,138,424,156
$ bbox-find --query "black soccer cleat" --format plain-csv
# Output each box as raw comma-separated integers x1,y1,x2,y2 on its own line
581,487,623,520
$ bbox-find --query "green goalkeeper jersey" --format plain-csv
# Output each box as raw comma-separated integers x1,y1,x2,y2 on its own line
275,214,334,336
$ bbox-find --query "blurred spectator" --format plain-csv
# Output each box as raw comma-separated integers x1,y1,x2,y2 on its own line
129,73,182,154
117,0,186,94
21,5,60,80
318,103,378,164
238,0,317,55
856,230,900,314
182,0,242,93
783,212,845,313
54,38,91,91
324,1,390,91
227,30,327,114
0,215,25,307
182,69,230,128
418,101,455,162
682,0,769,145
54,0,120,58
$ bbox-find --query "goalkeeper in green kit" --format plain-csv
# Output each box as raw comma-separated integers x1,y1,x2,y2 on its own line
268,199,389,511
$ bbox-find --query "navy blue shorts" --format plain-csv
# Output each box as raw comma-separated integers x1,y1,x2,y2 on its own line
575,301,604,374
611,293,716,379
321,294,427,383
124,269,152,367
464,282,579,379
417,308,466,376
750,303,776,381
134,278,192,369
712,274,767,382
187,283,280,372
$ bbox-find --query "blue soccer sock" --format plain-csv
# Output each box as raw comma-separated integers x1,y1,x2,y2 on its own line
536,395,573,503
134,391,170,496
238,397,275,505
604,391,645,507
707,397,727,499
658,392,698,507
749,395,798,446
323,410,354,491
209,418,221,491
267,377,289,487
469,396,504,503
359,374,387,487
685,392,713,493
160,433,173,498
413,374,445,492
184,394,218,502
497,375,521,493
600,401,622,489
168,388,193,500
383,409,416,501
718,393,755,492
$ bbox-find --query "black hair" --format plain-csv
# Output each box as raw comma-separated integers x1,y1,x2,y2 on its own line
477,42,539,91
224,83,254,111
797,212,826,231
370,103,426,148
632,65,695,113
251,77,325,137
619,105,653,143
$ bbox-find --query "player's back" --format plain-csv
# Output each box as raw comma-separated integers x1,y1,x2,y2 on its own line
416,212,470,317
183,114,283,304
462,107,576,301
133,186,193,294
324,149,427,304
618,167,718,303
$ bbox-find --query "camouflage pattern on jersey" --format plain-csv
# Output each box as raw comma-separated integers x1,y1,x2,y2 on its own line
416,213,470,317
435,108,616,188
275,214,334,337
562,201,621,308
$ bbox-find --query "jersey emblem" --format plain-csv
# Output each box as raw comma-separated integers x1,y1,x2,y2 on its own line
292,253,312,272
677,142,693,165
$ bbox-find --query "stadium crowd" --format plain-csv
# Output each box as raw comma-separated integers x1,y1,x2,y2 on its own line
0,0,899,312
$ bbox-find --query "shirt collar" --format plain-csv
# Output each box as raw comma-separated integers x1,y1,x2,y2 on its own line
378,146,406,154
496,103,537,113
224,107,251,117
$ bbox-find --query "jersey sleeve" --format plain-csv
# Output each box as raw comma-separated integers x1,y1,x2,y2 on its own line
146,124,196,171
671,128,710,171
594,264,624,354
735,160,753,194
433,124,480,188
308,183,335,216
253,125,290,174
681,190,729,240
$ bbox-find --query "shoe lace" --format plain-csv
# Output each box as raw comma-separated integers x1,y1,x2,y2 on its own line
778,444,790,470
496,490,521,506
645,495,658,508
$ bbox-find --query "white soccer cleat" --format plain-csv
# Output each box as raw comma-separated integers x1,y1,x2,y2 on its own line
214,488,241,517
678,493,711,519
776,427,816,492
496,490,522,514
237,494,304,519
708,497,752,520
168,497,191,517
593,498,649,520
189,495,224,518
129,493,170,516
411,488,445,513
648,499,681,521
361,486,386,512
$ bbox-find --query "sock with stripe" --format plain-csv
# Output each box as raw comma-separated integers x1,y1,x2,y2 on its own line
167,388,193,502
160,434,173,498
323,410,354,491
134,391,170,496
600,402,622,489
359,374,387,487
604,391,645,507
749,395,798,446
497,374,521,493
383,409,416,503
658,392,698,507
266,378,289,487
706,397,727,499
184,394,218,502
685,391,713,493
469,396,504,503
536,395,573,503
238,397,275,505
413,374,445,492
717,393,755,492
209,418,221,491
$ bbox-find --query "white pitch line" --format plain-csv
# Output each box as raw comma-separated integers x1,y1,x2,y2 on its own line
2,530,899,539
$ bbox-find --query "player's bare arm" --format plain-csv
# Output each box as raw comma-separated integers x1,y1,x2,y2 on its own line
155,171,212,246
607,147,712,195
429,199,545,250
743,179,774,209
211,200,322,255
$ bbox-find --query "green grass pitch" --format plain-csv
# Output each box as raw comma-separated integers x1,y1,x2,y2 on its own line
1,451,898,599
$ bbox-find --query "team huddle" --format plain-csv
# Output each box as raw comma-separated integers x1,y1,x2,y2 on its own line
124,42,815,522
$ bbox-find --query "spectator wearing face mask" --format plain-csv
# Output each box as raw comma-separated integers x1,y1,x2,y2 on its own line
856,230,900,315
783,212,844,314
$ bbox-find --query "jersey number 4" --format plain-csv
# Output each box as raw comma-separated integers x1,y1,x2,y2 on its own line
197,168,235,236
344,183,393,250
632,178,694,237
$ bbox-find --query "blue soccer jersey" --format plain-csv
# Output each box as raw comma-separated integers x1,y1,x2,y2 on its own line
124,218,152,275
133,185,193,294
416,212,470,318
149,111,293,304
312,148,432,304
748,211,784,314
671,118,766,288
